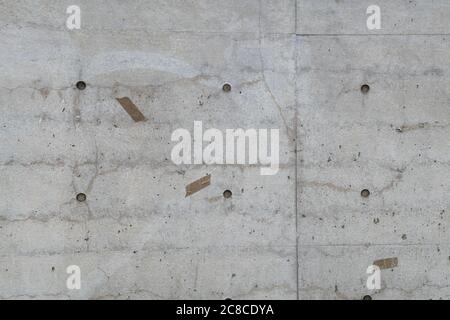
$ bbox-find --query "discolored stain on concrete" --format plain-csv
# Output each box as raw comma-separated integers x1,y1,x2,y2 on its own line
116,97,147,122
185,175,211,197
373,257,399,270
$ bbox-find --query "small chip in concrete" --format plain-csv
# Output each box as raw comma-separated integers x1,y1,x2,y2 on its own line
116,97,147,122
361,84,370,94
222,83,232,92
223,190,232,199
361,189,370,198
76,81,86,90
185,175,211,197
373,257,398,270
76,193,86,202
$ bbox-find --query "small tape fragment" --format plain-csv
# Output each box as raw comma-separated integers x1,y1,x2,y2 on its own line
116,97,147,122
185,175,211,197
373,257,398,270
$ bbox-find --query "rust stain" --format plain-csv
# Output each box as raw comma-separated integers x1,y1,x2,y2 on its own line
373,257,398,270
39,87,50,99
207,195,222,203
304,181,351,193
396,122,427,133
116,97,147,122
186,175,211,197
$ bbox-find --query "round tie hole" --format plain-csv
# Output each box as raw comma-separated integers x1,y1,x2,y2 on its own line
223,190,232,199
222,83,232,92
76,81,86,90
363,295,372,300
76,193,87,202
361,84,370,94
361,189,370,198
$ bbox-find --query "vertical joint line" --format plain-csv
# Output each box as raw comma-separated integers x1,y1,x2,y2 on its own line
294,0,298,34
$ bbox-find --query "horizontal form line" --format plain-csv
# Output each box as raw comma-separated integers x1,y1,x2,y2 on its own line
296,33,450,37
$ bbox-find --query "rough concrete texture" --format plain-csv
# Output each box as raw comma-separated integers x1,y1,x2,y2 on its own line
0,0,449,300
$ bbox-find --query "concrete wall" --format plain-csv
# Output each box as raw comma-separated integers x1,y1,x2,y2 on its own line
0,0,449,299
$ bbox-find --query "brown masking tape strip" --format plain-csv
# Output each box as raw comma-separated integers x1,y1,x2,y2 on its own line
373,257,398,270
116,97,147,122
185,175,211,197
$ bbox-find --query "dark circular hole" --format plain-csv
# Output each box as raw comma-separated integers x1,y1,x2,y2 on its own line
223,190,232,199
363,295,372,300
76,81,86,90
225,297,232,301
361,84,370,94
361,189,370,198
76,193,87,202
222,83,231,92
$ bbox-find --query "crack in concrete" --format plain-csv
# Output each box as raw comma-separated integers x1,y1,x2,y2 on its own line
257,0,294,140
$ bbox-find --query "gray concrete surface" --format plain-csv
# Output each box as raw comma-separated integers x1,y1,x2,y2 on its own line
0,0,449,299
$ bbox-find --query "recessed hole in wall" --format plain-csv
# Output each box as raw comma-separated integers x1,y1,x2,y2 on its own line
223,190,232,199
76,193,87,202
225,297,232,300
222,83,232,92
363,295,372,300
76,81,86,90
361,189,370,198
361,84,370,94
